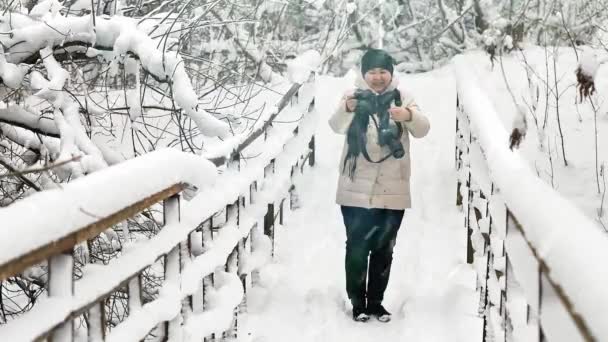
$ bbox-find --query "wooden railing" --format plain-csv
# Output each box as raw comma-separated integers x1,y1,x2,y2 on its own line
0,74,316,341
455,59,608,342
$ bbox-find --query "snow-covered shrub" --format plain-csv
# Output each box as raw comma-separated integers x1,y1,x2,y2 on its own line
576,51,599,102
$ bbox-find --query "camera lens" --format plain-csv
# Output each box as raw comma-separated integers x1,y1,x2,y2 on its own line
392,146,405,159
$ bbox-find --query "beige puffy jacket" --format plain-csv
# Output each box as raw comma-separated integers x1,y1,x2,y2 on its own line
329,75,430,210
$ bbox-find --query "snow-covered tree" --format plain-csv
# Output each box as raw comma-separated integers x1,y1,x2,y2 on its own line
0,0,289,326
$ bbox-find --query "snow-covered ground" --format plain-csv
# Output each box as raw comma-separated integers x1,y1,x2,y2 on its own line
240,68,483,341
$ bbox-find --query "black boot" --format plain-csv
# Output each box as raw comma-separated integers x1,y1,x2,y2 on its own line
367,302,391,322
352,305,370,322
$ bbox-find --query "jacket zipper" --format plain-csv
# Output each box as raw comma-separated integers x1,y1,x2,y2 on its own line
369,95,380,206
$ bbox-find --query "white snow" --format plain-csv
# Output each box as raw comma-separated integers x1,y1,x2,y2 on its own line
286,51,321,84
182,272,244,340
0,47,24,89
29,0,61,19
579,50,600,79
503,35,513,50
303,0,327,10
346,2,357,14
0,106,59,136
200,80,315,164
239,230,272,274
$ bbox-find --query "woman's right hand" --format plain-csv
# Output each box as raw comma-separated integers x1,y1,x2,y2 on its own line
345,97,357,112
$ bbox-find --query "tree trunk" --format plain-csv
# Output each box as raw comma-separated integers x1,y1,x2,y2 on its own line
473,0,489,33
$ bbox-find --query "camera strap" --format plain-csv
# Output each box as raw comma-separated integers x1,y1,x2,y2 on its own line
361,146,392,163
360,115,402,164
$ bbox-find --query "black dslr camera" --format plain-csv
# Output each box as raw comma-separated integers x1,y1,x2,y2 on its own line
353,88,405,159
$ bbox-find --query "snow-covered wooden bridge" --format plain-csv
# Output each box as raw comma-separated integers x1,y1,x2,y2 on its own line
1,60,607,342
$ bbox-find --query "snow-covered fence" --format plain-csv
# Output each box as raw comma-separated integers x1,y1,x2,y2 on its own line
454,57,608,342
0,76,317,341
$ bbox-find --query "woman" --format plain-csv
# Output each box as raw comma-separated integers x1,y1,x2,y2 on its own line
329,49,430,323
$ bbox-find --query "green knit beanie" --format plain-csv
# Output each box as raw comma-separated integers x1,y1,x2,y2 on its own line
361,49,395,75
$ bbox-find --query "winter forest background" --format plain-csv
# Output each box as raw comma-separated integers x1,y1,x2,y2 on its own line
1,0,607,335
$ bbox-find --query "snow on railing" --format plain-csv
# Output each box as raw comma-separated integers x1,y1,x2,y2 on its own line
454,56,608,342
0,74,317,341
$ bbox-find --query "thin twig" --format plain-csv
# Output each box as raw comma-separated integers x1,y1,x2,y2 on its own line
0,157,41,191
0,155,82,180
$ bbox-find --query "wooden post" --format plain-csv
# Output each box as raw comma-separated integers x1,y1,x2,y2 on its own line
191,227,205,315
308,98,315,113
538,264,543,342
201,219,214,342
308,136,316,167
87,302,106,341
292,88,299,105
128,274,143,313
264,203,275,257
250,222,261,287
455,115,463,206
502,255,509,342
48,251,74,342
455,101,460,168
456,96,460,204
279,199,284,225
289,185,297,210
264,160,275,178
85,239,105,341
232,151,241,172
163,195,182,340
225,247,239,339
181,233,194,328
263,157,276,256
250,181,257,205
466,183,474,264
238,237,249,313
466,126,474,265
0,285,5,324
500,185,508,342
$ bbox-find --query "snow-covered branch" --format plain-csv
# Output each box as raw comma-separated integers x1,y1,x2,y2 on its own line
1,13,229,138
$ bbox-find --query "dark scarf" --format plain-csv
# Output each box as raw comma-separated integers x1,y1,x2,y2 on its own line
343,105,370,178
342,89,396,178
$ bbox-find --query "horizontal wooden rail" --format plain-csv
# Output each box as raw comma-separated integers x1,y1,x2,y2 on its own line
209,78,311,166
506,211,594,342
0,183,185,282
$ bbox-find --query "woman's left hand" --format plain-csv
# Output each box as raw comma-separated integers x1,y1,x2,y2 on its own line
389,106,412,122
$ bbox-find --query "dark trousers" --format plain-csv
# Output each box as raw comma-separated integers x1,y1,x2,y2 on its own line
341,205,404,308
